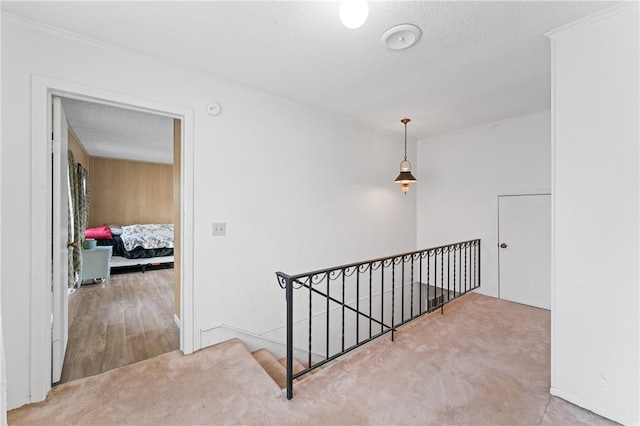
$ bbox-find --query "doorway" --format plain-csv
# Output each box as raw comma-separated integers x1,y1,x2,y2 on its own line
53,97,182,383
53,97,181,383
498,194,551,310
31,75,195,403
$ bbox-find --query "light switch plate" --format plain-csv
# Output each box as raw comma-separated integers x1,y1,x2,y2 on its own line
212,223,226,236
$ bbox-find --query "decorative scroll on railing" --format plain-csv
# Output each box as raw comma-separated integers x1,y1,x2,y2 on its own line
275,239,480,399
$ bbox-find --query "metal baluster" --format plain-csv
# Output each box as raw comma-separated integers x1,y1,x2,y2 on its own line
356,268,360,345
308,276,312,374
380,265,384,334
400,258,404,323
476,241,480,289
341,269,345,352
454,245,457,297
471,243,474,289
427,251,431,311
464,244,468,293
286,276,293,400
326,274,330,360
471,243,475,289
459,246,462,294
476,240,482,288
447,248,451,303
419,254,423,314
391,261,396,342
369,266,373,339
410,255,414,318
433,250,438,307
440,248,444,314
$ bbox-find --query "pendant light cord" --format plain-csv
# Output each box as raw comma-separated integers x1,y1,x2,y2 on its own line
401,117,410,162
404,121,408,161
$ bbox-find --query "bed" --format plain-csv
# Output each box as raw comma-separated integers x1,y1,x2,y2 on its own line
86,224,174,272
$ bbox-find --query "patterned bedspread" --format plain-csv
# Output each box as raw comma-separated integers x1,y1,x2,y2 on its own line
121,224,174,252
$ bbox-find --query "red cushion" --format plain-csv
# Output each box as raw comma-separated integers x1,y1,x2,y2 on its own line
85,226,113,240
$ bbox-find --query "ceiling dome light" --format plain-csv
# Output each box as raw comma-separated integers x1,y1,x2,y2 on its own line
381,24,422,50
339,0,369,29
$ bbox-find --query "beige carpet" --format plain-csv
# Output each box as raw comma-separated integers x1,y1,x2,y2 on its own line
9,293,616,425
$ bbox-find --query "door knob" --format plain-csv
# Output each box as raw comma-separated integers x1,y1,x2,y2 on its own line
499,243,507,249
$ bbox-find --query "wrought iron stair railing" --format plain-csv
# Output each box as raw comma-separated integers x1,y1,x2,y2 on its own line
276,239,481,399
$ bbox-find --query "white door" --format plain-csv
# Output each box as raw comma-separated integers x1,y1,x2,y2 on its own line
51,96,71,383
498,194,551,310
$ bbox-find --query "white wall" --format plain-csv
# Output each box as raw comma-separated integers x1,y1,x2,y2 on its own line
416,110,551,297
0,15,416,408
548,4,639,424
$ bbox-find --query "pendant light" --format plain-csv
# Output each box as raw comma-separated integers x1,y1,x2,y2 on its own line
394,118,417,194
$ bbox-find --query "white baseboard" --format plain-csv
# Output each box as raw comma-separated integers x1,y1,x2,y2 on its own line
550,387,637,425
173,314,181,328
6,395,33,412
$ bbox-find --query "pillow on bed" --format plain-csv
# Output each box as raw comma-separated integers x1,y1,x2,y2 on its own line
85,226,113,240
109,226,123,236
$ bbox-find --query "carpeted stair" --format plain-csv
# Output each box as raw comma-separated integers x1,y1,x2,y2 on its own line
251,348,311,389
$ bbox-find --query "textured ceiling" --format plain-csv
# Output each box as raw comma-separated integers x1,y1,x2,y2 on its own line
3,1,619,163
61,98,174,164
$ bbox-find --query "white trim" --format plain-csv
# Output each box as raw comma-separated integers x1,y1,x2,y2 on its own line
180,105,195,355
0,20,5,416
549,30,558,394
173,313,181,329
29,76,52,404
6,396,31,413
496,189,551,198
29,75,195,404
550,387,637,426
545,2,639,40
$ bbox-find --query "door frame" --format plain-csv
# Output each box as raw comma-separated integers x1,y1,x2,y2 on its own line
30,75,195,402
51,96,71,383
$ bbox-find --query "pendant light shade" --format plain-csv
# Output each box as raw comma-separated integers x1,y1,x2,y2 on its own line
394,118,417,194
395,167,417,192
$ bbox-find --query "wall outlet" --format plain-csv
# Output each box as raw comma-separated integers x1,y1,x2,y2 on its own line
212,223,226,236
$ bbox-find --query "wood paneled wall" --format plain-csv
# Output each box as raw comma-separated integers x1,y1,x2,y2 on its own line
88,157,173,227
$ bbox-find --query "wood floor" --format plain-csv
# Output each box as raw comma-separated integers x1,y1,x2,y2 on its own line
60,267,179,384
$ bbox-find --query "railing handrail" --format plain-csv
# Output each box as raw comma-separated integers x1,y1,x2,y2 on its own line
276,238,481,399
276,239,480,282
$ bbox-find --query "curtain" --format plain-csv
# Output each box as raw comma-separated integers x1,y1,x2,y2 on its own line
76,162,90,250
68,151,90,288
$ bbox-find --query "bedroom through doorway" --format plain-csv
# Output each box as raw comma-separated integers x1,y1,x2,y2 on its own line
55,97,182,384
